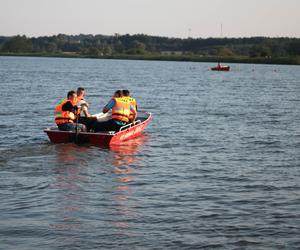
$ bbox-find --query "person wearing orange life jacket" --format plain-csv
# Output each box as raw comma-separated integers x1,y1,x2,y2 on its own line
93,90,137,132
55,90,87,132
122,89,137,122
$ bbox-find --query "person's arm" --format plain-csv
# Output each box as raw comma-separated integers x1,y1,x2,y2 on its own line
81,104,90,117
83,110,90,117
103,99,115,113
102,106,109,113
130,104,137,121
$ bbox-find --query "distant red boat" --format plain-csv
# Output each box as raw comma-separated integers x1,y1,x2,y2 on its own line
44,111,152,146
211,63,230,71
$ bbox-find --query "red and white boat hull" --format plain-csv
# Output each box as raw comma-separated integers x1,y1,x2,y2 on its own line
44,111,152,146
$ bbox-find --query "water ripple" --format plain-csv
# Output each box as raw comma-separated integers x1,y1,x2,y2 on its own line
0,57,300,249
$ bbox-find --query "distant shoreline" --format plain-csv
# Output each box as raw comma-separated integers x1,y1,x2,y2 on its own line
0,52,299,65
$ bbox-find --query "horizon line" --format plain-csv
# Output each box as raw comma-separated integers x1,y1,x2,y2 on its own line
1,33,300,40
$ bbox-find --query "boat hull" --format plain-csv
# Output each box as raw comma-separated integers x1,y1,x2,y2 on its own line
44,111,152,146
211,66,230,71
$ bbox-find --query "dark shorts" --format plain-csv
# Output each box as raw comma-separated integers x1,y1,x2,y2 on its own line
78,117,97,131
93,119,125,132
57,122,87,132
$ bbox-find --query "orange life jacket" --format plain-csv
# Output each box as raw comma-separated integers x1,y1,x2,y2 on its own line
111,97,131,123
54,99,76,125
123,96,137,121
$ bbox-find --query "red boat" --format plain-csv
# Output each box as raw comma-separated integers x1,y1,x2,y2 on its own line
211,63,230,71
44,111,153,146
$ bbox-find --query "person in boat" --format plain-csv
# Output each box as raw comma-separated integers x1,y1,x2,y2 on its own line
89,90,122,123
55,90,87,132
113,89,122,98
76,87,90,117
76,87,96,131
122,89,137,123
93,90,137,132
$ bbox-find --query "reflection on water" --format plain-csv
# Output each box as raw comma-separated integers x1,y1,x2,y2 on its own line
48,135,149,236
109,133,150,166
53,144,90,166
109,134,149,235
50,144,89,231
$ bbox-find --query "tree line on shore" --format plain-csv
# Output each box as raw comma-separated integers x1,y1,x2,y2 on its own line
0,34,299,63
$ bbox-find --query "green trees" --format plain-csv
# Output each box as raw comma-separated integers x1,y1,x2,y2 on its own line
87,47,102,56
0,34,299,62
114,40,125,54
1,35,32,53
250,44,272,57
126,40,146,54
217,47,235,57
288,40,300,55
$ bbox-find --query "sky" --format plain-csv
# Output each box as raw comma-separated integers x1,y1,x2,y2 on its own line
0,0,299,38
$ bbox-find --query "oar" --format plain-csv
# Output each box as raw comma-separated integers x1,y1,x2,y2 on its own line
74,106,80,143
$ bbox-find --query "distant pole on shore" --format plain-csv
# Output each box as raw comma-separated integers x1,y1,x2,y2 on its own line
220,23,223,38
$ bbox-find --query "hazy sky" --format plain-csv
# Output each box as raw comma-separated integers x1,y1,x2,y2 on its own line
0,0,299,38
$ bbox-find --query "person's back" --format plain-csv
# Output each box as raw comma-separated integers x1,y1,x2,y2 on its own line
111,96,131,123
90,90,121,123
122,89,137,122
93,90,136,132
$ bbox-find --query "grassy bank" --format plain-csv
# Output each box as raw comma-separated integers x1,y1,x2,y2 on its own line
0,52,299,65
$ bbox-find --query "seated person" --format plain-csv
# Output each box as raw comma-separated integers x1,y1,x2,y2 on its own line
122,89,137,122
55,90,87,132
91,90,122,122
76,87,96,131
76,87,91,117
113,89,122,98
93,91,137,132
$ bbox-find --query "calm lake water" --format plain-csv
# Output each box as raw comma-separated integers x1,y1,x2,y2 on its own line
0,56,300,249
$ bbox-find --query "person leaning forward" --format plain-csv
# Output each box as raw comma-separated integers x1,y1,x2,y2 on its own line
93,93,137,132
76,87,96,131
55,90,87,132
